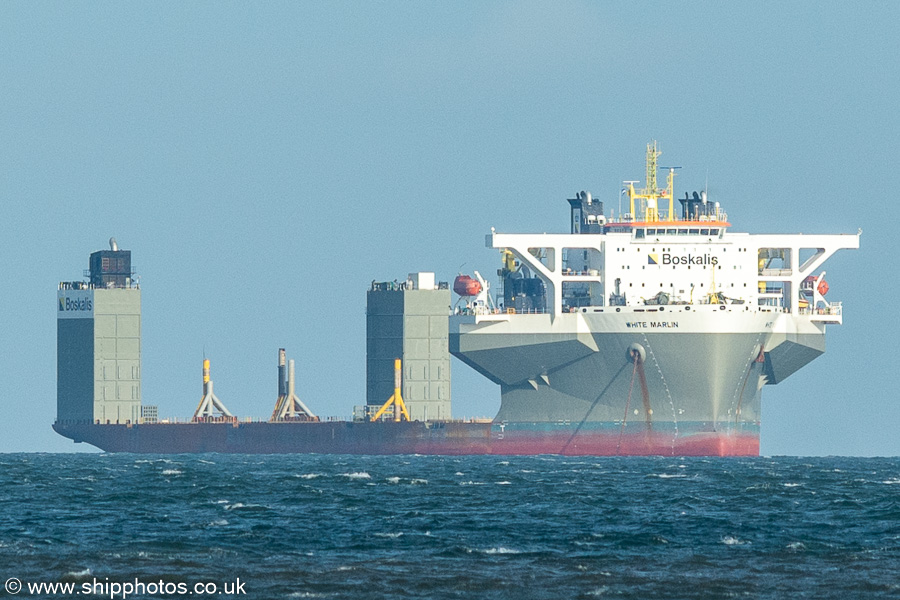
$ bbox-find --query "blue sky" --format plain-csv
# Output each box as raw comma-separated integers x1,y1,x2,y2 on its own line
0,2,895,455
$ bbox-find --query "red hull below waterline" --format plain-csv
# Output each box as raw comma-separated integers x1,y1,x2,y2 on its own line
53,421,759,457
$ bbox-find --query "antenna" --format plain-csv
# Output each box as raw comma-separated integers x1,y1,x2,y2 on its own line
658,166,681,222
622,181,638,218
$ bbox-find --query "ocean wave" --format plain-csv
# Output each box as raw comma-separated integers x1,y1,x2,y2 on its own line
721,535,749,546
224,502,271,511
7,454,900,599
476,547,521,555
340,472,371,480
63,568,92,579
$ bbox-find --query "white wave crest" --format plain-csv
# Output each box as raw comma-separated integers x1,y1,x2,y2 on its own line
480,547,521,554
224,502,270,511
721,535,748,546
64,568,92,578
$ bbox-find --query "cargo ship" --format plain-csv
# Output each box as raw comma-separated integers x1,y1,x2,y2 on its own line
54,143,860,455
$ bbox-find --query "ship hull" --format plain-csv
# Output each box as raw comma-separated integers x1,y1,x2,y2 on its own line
52,307,823,457
447,307,826,457
52,420,758,456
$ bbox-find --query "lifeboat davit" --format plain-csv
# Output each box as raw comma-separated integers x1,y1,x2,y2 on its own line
803,275,829,296
453,275,482,297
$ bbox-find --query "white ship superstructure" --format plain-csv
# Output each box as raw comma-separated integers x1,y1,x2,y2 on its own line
450,143,860,455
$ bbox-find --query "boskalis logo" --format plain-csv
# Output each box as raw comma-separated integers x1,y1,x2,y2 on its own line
59,295,93,312
648,254,659,265
659,253,719,266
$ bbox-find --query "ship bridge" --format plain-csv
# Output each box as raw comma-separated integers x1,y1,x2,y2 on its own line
484,142,860,323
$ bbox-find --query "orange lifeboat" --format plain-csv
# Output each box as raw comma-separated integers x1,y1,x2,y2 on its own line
453,275,482,297
802,275,829,296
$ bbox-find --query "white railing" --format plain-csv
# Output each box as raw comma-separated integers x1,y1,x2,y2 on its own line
800,302,842,317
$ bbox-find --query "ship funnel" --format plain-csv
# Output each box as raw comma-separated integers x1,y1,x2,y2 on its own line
109,237,118,251
700,191,707,204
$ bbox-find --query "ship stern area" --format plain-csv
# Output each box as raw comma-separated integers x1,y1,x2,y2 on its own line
450,310,799,457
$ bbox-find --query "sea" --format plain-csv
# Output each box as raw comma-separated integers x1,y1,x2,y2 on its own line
1,454,898,600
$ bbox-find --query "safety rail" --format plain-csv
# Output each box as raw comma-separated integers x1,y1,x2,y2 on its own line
799,302,842,317
59,280,140,290
454,307,549,316
370,280,449,292
605,213,729,225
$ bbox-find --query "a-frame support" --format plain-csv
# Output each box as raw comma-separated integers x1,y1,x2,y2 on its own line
193,359,234,421
370,358,409,422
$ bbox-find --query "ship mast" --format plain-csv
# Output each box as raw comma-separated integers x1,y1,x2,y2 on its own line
626,141,675,223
